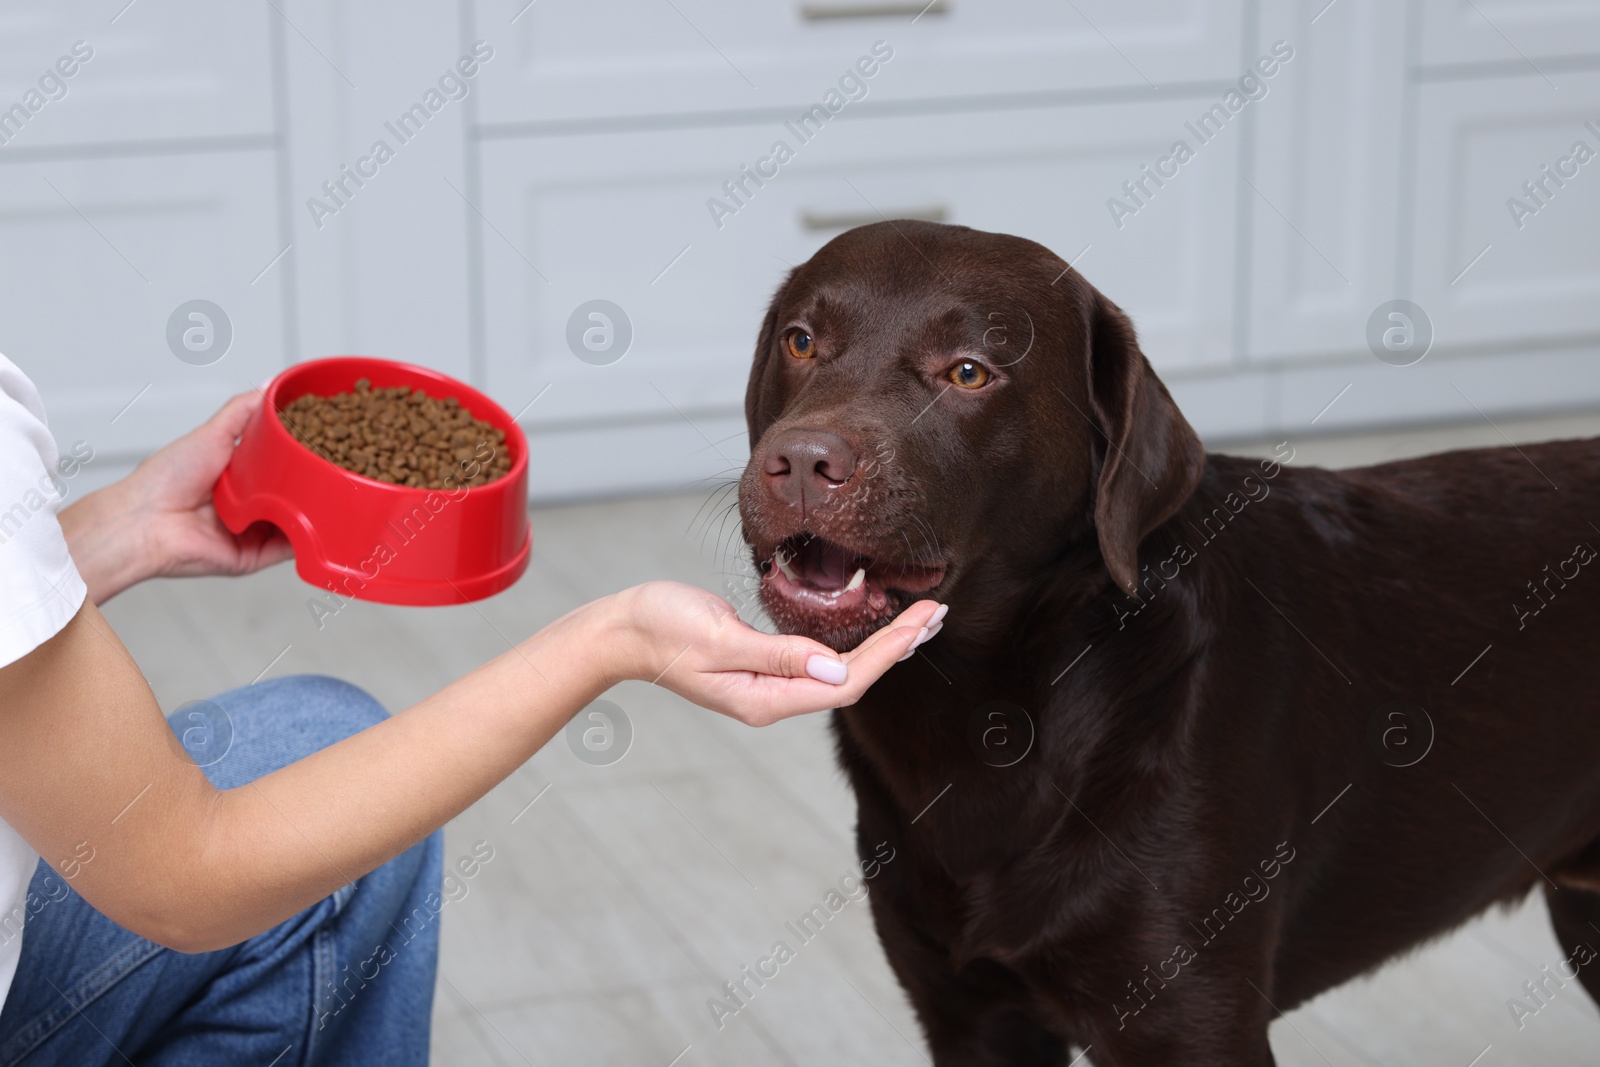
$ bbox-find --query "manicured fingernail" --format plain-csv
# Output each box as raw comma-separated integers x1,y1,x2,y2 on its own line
930,603,949,625
897,626,930,662
806,655,848,684
918,620,943,645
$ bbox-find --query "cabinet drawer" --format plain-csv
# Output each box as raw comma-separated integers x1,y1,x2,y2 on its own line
0,2,274,147
1409,70,1600,351
472,0,1246,125
1419,0,1600,68
0,153,287,462
477,100,1239,498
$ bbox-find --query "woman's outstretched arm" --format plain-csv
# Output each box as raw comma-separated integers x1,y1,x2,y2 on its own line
11,391,941,953
0,580,936,953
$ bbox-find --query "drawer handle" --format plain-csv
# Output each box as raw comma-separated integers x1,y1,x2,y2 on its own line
800,204,950,231
800,1,949,20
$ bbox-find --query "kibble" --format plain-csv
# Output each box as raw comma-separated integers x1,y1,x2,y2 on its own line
277,378,513,489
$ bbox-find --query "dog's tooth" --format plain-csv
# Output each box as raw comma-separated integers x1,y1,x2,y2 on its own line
843,567,867,593
773,547,800,582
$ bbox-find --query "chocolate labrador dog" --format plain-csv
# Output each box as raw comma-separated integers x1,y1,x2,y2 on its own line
737,220,1600,1066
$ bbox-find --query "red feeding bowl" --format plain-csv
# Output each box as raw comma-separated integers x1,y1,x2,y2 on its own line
214,357,531,606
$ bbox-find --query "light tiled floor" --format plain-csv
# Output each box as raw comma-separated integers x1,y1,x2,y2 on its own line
104,409,1600,1066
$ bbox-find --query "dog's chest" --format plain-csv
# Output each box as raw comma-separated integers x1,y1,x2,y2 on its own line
834,686,1066,875
835,677,1147,964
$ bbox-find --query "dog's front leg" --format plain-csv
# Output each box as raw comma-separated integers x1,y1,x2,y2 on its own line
867,897,1072,1065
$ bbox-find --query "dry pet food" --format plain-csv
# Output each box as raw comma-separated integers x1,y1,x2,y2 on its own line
277,379,512,489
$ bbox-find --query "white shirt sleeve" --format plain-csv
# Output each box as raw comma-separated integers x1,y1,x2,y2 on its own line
0,355,88,668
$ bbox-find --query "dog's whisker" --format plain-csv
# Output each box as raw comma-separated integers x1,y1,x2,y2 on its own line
716,507,753,579
911,514,943,571
698,485,740,546
688,480,740,547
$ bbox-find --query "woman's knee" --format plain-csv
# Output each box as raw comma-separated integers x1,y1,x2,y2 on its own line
169,675,390,789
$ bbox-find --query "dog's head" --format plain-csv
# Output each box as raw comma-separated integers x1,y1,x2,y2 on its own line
739,221,1205,650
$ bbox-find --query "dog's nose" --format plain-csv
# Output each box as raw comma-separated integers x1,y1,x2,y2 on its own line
762,429,857,507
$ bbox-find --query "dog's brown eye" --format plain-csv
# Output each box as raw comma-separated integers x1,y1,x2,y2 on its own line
949,361,990,389
785,330,815,359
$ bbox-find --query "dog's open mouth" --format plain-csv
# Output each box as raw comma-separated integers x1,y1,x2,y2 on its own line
762,533,945,617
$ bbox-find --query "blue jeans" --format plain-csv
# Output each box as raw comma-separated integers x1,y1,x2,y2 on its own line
0,676,443,1066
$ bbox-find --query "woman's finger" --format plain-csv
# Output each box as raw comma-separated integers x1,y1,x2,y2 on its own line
705,617,855,684
237,523,295,571
839,600,945,666
677,600,949,726
722,599,945,686
760,601,942,711
833,624,932,692
206,391,264,441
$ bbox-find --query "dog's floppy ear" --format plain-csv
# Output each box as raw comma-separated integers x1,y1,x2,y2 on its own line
1085,290,1206,595
744,302,780,445
744,276,792,446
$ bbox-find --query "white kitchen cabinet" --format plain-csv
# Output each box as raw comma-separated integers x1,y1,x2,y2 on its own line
0,153,288,462
1244,0,1409,363
471,0,1247,126
273,0,475,383
0,1,274,149
5,0,1599,502
1418,0,1600,67
1409,69,1600,352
